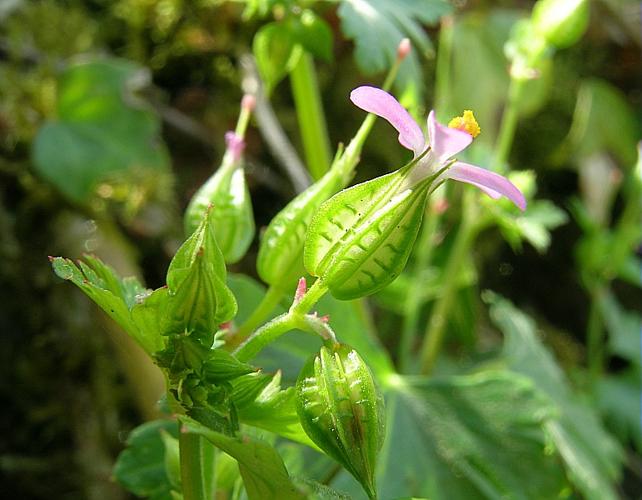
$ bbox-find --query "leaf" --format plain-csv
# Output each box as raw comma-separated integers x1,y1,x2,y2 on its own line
489,170,568,252
253,22,302,93
182,417,305,500
288,10,334,62
113,419,179,500
598,290,642,366
558,79,640,168
51,256,164,354
487,292,624,500
333,372,565,499
304,168,430,299
596,370,642,453
236,371,317,448
32,58,169,203
337,0,451,103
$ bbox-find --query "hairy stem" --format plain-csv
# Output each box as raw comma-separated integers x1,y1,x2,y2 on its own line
234,279,330,362
232,285,285,344
179,431,215,500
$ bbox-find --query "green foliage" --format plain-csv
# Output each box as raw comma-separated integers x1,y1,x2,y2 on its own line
113,420,180,500
364,372,565,500
558,79,641,168
182,417,306,500
490,171,568,252
50,255,165,354
337,0,451,103
488,293,624,500
32,59,169,204
165,207,237,343
532,0,590,49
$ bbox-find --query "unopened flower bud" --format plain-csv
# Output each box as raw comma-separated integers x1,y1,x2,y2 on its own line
532,0,589,49
396,38,411,60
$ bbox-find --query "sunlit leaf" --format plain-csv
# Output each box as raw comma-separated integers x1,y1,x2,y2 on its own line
32,59,169,203
487,292,624,500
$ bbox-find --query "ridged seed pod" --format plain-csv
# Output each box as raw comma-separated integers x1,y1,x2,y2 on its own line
296,343,385,499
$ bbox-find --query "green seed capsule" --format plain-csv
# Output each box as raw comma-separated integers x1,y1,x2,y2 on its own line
304,163,433,300
257,168,343,289
532,0,589,49
185,136,254,264
296,343,385,499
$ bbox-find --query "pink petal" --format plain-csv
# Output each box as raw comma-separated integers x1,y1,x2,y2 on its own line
428,111,472,160
350,86,425,155
447,162,527,210
225,131,245,161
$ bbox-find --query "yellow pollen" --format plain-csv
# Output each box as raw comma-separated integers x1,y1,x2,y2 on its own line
448,110,481,138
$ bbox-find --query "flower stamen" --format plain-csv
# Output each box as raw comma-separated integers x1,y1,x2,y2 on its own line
448,110,481,138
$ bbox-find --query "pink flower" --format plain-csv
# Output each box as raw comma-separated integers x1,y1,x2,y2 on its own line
350,86,526,210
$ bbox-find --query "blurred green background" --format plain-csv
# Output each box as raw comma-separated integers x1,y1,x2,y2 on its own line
1,0,640,498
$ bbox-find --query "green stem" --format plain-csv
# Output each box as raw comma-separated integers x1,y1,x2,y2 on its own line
399,196,441,372
493,78,526,171
586,285,606,383
234,98,252,139
234,279,330,362
179,431,215,500
290,52,332,180
419,193,478,375
434,15,455,118
233,285,285,341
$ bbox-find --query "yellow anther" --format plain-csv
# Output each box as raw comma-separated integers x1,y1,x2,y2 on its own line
448,110,481,138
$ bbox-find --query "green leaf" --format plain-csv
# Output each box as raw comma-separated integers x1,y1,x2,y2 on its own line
32,58,169,203
598,291,641,366
253,22,301,93
236,371,317,448
337,0,451,103
182,417,305,500
596,370,642,453
304,168,430,300
289,10,333,62
558,79,640,168
487,292,624,500
51,256,164,353
114,420,179,500
333,371,564,499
